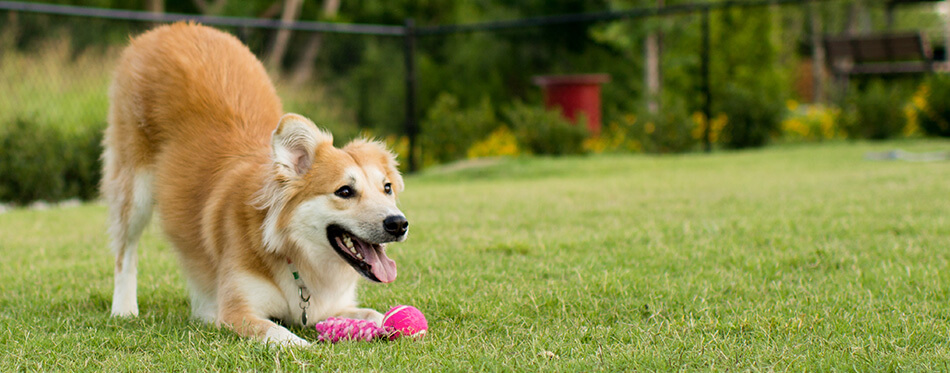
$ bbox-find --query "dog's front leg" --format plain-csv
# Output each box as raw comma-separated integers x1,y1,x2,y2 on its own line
334,307,385,326
218,306,310,346
217,280,309,346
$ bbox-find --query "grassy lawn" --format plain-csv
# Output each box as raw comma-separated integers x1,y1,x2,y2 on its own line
1,139,949,371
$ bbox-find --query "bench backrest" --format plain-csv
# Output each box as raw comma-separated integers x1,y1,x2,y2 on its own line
824,32,933,74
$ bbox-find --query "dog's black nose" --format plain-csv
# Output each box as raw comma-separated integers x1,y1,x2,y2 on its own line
383,215,409,236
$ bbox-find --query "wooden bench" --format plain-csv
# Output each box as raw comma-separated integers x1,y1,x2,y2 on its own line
823,32,948,77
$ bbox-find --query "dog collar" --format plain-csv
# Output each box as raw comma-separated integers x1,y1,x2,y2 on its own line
287,258,311,325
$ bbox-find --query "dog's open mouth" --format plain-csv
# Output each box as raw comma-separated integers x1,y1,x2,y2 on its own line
326,225,397,283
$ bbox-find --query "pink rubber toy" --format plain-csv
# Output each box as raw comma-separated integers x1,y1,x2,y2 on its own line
382,305,428,340
313,305,427,343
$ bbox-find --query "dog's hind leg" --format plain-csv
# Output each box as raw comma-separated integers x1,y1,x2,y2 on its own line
102,135,155,317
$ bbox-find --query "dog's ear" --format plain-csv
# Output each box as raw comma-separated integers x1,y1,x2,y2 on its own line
271,114,332,177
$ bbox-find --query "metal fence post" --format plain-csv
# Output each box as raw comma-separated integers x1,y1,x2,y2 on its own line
403,18,419,172
701,6,712,153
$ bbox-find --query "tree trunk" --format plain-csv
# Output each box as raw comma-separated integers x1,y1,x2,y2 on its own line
289,0,341,85
644,0,663,114
810,2,826,103
147,0,164,13
944,0,950,65
147,0,164,27
266,0,304,71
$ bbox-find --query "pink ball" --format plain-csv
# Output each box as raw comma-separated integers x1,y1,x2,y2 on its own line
382,305,428,340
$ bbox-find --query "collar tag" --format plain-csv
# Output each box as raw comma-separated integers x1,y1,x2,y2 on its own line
287,258,311,325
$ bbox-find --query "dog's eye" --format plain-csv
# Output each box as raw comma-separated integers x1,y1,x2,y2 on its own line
384,183,392,195
334,186,354,199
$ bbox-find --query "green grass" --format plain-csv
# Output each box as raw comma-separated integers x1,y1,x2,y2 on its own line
1,139,949,371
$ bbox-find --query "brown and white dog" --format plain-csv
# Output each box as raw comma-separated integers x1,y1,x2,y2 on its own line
102,23,408,346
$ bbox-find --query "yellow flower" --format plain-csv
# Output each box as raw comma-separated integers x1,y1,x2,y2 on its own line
691,112,705,125
710,114,727,143
582,121,633,154
911,83,928,110
779,104,844,142
786,118,809,137
384,135,410,165
820,115,835,139
467,127,520,159
645,122,655,134
690,112,706,140
903,103,920,136
582,137,607,153
623,114,637,125
786,99,799,112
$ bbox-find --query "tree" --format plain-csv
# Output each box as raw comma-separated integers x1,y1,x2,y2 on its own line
147,0,164,13
644,0,663,114
266,0,303,71
289,0,341,85
147,0,164,27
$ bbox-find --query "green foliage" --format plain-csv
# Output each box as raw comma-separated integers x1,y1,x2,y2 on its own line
418,94,595,164
719,83,786,149
917,74,950,137
0,36,109,204
841,81,909,140
420,94,500,165
277,80,360,143
503,102,589,156
0,118,103,204
591,2,702,113
0,37,112,135
706,6,792,150
636,99,699,153
715,8,782,84
6,0,947,195
779,103,842,142
331,40,406,136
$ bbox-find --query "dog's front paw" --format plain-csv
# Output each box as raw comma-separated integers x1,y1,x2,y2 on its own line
264,325,310,347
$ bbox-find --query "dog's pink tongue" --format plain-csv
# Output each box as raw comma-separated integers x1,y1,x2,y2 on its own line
362,244,397,283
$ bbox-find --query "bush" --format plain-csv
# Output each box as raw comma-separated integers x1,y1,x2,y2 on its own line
917,74,950,137
1,37,112,136
718,84,786,149
503,102,588,156
0,118,103,204
841,81,908,140
467,126,520,159
0,35,109,204
588,98,704,155
582,117,641,154
780,102,842,142
278,80,359,142
638,99,700,153
689,111,728,146
420,93,500,165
